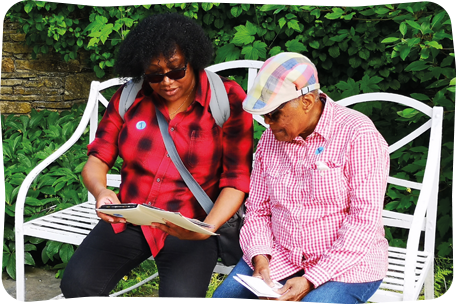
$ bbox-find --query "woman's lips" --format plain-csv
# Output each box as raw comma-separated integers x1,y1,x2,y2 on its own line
162,87,178,96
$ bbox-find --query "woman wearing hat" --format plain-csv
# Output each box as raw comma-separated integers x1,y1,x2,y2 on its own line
213,52,389,303
60,13,253,298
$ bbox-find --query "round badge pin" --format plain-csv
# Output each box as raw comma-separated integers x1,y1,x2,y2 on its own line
136,121,146,130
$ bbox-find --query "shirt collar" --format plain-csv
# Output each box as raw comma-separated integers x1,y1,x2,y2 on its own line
300,92,334,141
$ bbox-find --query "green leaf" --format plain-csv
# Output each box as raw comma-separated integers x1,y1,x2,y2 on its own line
431,11,447,29
381,37,400,43
425,41,443,49
6,254,16,280
325,7,344,20
59,244,75,263
231,6,242,18
0,239,10,253
232,22,257,45
309,40,319,49
410,93,430,101
215,43,241,63
328,46,340,58
285,39,307,53
278,17,286,29
260,4,286,12
405,20,422,31
287,20,302,32
45,241,63,260
397,108,419,118
359,49,370,60
405,61,428,72
400,22,407,36
24,2,34,14
201,3,213,11
241,41,267,60
269,46,282,57
24,252,35,266
400,46,411,61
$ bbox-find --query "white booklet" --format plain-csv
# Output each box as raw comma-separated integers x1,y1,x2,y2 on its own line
97,203,217,235
233,274,283,298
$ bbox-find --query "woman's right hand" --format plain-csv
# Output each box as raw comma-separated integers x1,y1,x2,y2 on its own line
95,188,126,224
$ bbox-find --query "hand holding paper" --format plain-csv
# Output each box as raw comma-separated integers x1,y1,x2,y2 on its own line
233,274,283,298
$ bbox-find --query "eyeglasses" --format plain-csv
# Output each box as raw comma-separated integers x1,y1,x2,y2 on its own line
144,63,188,83
261,100,289,122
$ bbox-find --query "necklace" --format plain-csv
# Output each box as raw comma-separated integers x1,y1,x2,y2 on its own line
169,93,191,117
169,80,195,117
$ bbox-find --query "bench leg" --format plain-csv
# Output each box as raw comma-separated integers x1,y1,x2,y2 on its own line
424,263,435,299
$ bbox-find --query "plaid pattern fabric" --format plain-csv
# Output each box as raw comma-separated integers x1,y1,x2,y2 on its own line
243,52,319,115
240,95,389,288
88,71,253,256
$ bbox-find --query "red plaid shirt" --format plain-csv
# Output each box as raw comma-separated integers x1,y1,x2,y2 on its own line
240,95,389,288
88,71,253,256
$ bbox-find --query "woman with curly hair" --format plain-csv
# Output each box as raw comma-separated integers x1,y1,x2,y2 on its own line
60,13,253,298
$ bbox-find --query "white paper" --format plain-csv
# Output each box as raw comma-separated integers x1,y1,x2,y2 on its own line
234,274,283,298
97,204,217,235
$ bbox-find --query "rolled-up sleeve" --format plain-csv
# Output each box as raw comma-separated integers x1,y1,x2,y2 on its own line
240,136,274,266
219,81,253,193
87,89,124,168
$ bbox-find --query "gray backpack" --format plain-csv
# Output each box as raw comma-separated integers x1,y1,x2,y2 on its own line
118,69,230,128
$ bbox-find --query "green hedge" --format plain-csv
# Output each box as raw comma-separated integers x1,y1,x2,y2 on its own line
3,2,454,290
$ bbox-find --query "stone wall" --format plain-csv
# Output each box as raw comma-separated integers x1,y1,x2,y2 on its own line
1,20,100,115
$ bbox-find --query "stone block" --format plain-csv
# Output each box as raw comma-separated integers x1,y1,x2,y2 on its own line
10,33,26,42
1,57,15,72
0,72,37,79
1,79,25,86
14,87,63,96
64,73,96,100
2,42,32,54
0,94,62,102
25,77,64,89
0,86,13,95
0,101,31,114
0,33,10,42
16,58,82,73
33,101,74,109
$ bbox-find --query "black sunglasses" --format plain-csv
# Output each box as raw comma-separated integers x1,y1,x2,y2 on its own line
144,63,188,83
261,100,289,121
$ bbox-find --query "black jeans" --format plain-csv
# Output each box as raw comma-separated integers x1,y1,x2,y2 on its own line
60,221,219,297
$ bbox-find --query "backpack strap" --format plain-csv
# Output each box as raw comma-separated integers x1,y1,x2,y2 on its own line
119,71,230,127
119,79,143,120
205,69,230,128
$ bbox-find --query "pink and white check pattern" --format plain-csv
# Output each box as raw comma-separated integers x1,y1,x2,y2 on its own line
240,95,390,288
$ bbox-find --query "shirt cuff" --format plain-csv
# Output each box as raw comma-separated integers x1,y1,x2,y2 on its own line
303,264,332,288
242,245,272,267
219,173,250,194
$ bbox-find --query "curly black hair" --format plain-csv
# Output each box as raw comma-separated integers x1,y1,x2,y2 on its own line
114,13,213,81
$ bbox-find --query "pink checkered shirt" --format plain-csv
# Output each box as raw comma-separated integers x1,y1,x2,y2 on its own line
240,95,390,288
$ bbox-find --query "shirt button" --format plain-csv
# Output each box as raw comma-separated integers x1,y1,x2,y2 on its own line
156,178,161,182
166,154,170,157
170,127,175,131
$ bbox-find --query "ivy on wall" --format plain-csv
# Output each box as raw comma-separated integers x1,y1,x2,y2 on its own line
3,2,455,289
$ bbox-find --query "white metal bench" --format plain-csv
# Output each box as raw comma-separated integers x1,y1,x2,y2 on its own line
13,59,442,302
13,60,263,301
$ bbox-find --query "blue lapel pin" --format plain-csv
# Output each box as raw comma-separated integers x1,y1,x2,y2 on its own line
315,146,324,155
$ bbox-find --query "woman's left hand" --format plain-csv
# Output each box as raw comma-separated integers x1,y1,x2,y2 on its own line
150,220,214,241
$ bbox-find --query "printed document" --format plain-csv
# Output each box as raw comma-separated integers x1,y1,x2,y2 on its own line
97,203,216,235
